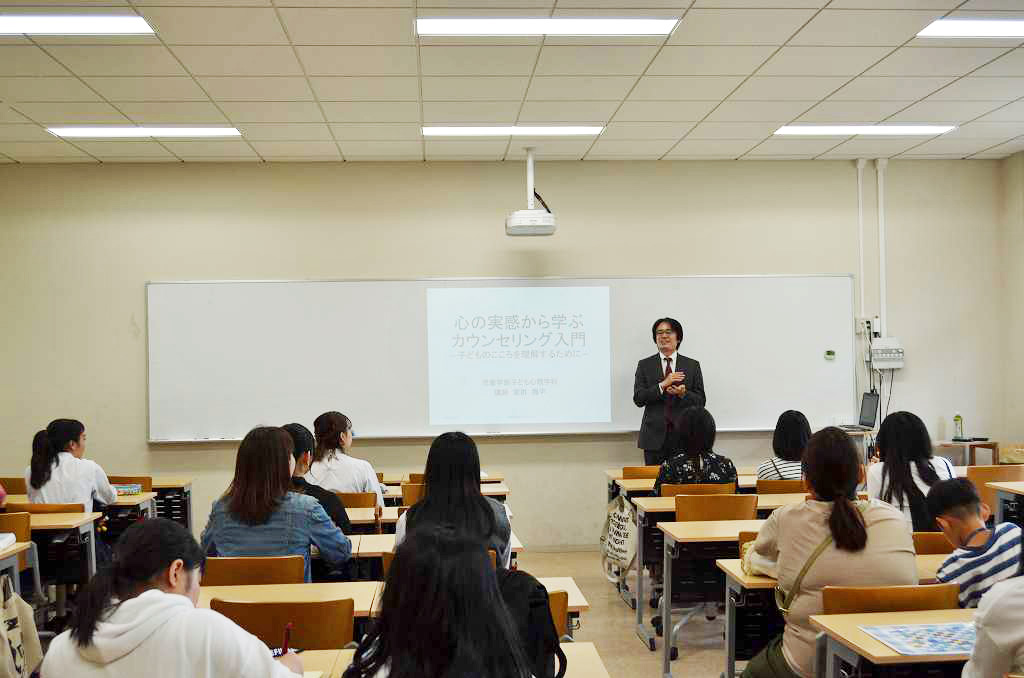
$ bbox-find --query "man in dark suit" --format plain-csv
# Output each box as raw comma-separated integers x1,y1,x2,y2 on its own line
633,317,706,466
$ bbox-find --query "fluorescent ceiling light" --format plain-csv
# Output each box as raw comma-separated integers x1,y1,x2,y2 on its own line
918,18,1024,38
775,125,955,136
416,18,677,36
423,126,603,136
0,15,153,34
48,127,241,138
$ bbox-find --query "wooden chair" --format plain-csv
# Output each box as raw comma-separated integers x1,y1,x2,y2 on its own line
756,479,804,494
381,551,394,578
675,494,757,522
0,512,32,571
210,598,355,650
376,472,384,483
0,477,26,494
107,475,153,492
660,482,737,497
966,464,1024,515
548,590,569,639
408,472,425,484
738,530,758,549
4,502,85,514
913,532,955,555
336,492,377,509
397,505,410,518
401,483,424,506
822,583,959,615
1000,444,1024,464
622,466,660,479
201,556,305,586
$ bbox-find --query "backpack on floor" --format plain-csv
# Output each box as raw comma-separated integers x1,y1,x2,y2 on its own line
497,568,567,678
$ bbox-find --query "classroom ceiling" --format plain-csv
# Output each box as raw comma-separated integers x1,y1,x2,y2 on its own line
2,1,1024,163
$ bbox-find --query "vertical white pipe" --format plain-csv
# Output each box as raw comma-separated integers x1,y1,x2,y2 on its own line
526,146,535,210
857,159,867,318
876,158,888,337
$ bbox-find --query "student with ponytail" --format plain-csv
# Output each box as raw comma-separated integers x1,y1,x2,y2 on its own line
26,418,116,511
740,427,916,678
42,518,302,677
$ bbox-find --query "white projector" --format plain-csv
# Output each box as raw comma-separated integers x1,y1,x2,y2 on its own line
506,208,556,236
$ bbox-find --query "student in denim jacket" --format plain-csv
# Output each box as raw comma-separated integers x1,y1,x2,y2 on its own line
201,426,351,582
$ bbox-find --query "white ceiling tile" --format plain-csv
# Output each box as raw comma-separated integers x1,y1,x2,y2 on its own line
976,100,1024,121
0,124,52,141
85,77,208,102
669,9,815,45
331,124,421,140
117,102,227,124
526,76,633,101
686,121,780,139
663,138,759,157
759,47,893,76
135,0,271,5
297,47,418,76
790,10,940,46
161,140,257,157
250,140,340,157
425,77,529,101
968,139,1024,157
692,0,826,6
587,138,675,156
16,156,98,163
339,140,421,157
12,102,129,123
421,46,537,76
139,7,288,45
0,77,99,102
74,140,175,157
944,121,1024,138
866,47,1010,77
200,77,313,102
422,101,518,123
926,77,1024,101
421,0,547,6
798,100,916,122
629,76,743,101
889,100,1004,122
973,49,1024,77
829,1,959,7
426,139,505,159
0,48,67,77
730,76,849,101
829,76,953,100
705,100,814,122
820,136,927,157
613,100,717,122
899,153,977,158
600,122,694,139
45,46,185,77
906,37,1022,49
518,101,618,123
32,36,163,47
535,45,660,76
418,36,540,48
555,0,685,7
744,137,841,155
312,77,418,101
236,123,332,140
99,157,181,163
172,46,303,77
961,1,1024,8
0,105,29,122
506,140,591,158
648,46,775,76
905,136,1005,154
321,101,419,123
279,8,414,45
219,101,324,123
0,141,92,158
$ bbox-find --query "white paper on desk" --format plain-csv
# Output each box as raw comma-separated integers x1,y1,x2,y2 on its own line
0,533,15,551
744,549,778,579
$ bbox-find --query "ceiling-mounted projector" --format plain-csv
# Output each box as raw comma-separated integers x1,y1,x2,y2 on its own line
506,147,556,236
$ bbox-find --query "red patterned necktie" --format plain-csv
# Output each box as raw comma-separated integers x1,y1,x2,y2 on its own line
664,357,674,431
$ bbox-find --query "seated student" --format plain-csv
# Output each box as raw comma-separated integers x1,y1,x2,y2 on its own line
927,478,1022,608
305,411,384,508
26,418,116,512
201,426,351,582
283,422,351,533
962,577,1024,677
757,410,811,480
343,525,530,678
867,411,955,531
653,406,737,496
395,432,512,568
742,427,916,678
43,518,302,677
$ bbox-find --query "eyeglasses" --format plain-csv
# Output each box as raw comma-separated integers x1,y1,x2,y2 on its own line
655,330,676,336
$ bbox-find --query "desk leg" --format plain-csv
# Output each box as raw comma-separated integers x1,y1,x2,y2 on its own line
662,535,676,678
825,635,861,678
0,555,19,596
29,543,42,601
82,523,97,580
996,490,1010,524
724,580,738,678
635,508,655,650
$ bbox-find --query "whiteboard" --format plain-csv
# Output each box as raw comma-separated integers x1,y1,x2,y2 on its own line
146,275,856,441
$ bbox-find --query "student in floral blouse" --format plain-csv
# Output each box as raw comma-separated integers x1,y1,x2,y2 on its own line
654,407,738,495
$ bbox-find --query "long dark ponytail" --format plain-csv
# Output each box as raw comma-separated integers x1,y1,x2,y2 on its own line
30,419,84,490
804,427,867,552
69,518,205,646
876,411,939,531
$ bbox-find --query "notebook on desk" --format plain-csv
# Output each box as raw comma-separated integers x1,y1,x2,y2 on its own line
860,622,974,656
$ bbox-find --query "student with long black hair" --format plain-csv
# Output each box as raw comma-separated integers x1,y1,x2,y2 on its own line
653,407,737,495
343,525,530,678
26,418,115,511
867,411,955,531
394,432,511,567
42,518,302,677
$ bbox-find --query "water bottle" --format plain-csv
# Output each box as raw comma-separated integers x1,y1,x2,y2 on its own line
953,412,964,439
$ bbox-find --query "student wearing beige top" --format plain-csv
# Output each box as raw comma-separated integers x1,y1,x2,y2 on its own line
741,427,916,678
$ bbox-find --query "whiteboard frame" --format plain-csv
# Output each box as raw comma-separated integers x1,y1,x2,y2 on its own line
145,273,858,443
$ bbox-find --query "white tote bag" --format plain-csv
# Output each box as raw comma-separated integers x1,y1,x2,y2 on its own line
599,494,637,583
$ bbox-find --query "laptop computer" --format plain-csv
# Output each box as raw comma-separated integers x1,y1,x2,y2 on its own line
840,392,879,432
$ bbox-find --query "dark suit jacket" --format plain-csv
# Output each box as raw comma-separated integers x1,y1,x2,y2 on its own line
633,353,706,450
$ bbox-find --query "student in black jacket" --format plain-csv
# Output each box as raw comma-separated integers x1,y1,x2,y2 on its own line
284,422,351,533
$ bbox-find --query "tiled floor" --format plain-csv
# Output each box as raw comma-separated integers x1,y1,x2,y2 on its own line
516,550,729,678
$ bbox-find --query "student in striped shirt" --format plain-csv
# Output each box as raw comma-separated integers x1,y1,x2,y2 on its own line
927,478,1022,608
756,410,810,480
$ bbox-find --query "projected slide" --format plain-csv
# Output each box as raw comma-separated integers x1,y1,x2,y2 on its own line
427,286,611,426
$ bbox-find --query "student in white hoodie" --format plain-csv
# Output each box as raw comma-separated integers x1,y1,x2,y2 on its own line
25,418,116,512
42,518,302,678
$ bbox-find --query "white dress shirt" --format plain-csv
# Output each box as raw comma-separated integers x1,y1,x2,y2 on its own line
304,450,384,508
24,451,117,512
656,351,679,394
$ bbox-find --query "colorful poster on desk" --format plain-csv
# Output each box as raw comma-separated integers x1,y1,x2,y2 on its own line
859,623,974,656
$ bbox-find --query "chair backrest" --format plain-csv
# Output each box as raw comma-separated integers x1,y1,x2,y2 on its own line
376,472,384,483
107,475,153,492
401,483,424,506
5,502,85,514
912,531,955,555
398,505,410,518
738,530,758,549
210,598,354,650
622,466,660,479
0,477,27,494
548,590,569,638
822,583,959,615
675,494,757,522
381,551,394,578
966,464,1024,515
1000,445,1024,464
756,478,804,494
661,482,737,497
0,512,31,570
408,472,425,484
336,492,377,509
201,556,305,586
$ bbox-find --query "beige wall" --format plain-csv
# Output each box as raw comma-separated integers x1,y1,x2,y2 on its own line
1004,154,1024,441
0,158,1010,548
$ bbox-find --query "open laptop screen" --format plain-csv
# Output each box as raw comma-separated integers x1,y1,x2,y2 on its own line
859,392,880,428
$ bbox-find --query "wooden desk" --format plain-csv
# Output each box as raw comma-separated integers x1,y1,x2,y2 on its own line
989,480,1024,523
383,483,509,501
616,476,756,498
152,477,192,490
348,506,399,526
198,581,382,617
9,491,157,516
399,472,504,484
28,511,102,579
0,542,36,597
301,649,342,678
937,440,999,466
355,531,525,559
537,576,589,614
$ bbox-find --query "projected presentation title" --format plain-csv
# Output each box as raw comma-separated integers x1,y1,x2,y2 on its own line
449,313,588,360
